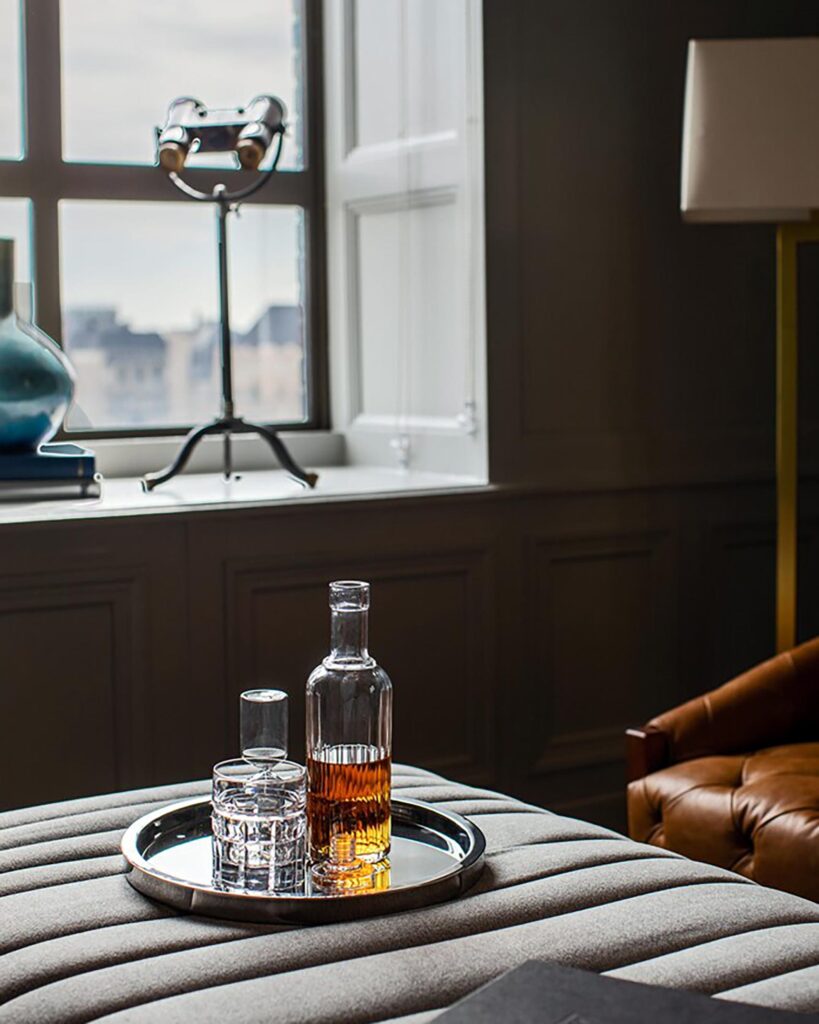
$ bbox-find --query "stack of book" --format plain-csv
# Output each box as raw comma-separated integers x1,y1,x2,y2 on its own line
0,443,100,500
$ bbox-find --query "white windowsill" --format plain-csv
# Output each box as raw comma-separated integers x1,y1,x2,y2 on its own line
0,464,493,526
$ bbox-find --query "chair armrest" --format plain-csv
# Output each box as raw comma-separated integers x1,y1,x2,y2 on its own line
625,727,668,782
630,637,819,772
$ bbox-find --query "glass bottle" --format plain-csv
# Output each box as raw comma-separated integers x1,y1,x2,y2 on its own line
0,239,74,452
306,581,392,886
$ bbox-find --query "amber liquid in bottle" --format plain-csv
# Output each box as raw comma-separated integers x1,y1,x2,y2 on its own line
307,744,391,861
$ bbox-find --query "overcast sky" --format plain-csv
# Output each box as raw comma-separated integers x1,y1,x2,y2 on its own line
0,0,303,334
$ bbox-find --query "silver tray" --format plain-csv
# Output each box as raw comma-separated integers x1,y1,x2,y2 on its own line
121,796,486,925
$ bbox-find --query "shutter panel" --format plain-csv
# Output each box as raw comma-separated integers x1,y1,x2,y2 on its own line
324,0,487,477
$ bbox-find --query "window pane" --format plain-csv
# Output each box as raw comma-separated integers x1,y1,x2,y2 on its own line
0,0,22,159
59,201,306,430
61,1,303,171
0,198,31,284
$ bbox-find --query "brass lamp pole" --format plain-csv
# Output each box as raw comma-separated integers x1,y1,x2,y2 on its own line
775,222,819,651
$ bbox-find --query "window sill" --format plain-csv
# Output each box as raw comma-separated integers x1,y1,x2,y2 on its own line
0,465,493,526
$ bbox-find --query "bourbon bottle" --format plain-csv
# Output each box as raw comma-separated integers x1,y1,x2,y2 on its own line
306,581,392,888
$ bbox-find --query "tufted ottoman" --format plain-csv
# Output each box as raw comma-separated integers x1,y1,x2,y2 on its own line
2,765,819,1022
627,639,819,903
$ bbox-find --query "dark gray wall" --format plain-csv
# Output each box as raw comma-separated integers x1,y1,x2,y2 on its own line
485,0,819,490
4,1,819,829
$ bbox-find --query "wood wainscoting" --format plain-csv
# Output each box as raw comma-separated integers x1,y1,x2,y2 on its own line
3,477,810,833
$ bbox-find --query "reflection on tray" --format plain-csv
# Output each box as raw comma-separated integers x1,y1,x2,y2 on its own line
310,856,391,896
209,828,393,897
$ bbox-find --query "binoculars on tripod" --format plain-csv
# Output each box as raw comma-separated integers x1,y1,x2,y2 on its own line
156,95,286,173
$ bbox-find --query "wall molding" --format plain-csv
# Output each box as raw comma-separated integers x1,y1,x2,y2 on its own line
223,544,497,782
523,529,673,790
0,569,150,800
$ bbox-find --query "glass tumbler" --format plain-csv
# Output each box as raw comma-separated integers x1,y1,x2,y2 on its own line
211,758,306,894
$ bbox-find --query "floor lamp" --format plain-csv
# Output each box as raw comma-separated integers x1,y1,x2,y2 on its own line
681,37,819,653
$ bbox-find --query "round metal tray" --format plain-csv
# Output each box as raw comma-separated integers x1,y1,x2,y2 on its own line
121,796,486,924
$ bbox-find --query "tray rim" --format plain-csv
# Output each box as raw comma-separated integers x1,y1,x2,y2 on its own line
121,795,486,924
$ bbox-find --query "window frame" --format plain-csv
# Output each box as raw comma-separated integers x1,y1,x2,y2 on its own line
0,0,328,440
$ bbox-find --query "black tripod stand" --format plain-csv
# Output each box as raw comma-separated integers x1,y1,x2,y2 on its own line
142,135,318,492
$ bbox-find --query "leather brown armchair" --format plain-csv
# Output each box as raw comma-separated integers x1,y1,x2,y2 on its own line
627,638,819,903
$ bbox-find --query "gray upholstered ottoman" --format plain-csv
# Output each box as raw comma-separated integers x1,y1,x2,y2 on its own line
1,765,818,1022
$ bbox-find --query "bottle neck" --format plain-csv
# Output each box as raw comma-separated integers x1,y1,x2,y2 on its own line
328,608,371,666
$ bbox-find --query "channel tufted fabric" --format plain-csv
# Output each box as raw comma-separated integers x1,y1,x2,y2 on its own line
2,765,819,1022
627,638,819,903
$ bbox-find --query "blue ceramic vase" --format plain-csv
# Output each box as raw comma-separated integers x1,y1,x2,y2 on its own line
0,239,75,452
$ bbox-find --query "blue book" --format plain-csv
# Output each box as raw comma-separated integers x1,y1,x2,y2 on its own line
0,442,97,481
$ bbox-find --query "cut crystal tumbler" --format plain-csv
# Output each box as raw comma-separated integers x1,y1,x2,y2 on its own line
211,757,306,893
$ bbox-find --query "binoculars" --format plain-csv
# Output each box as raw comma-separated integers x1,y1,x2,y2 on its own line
156,95,286,173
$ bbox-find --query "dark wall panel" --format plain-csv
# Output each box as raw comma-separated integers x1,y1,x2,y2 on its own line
485,0,819,488
706,525,775,688
517,528,674,828
0,600,117,808
546,546,660,738
0,520,187,810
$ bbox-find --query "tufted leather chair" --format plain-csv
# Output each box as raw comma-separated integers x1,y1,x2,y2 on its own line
626,638,819,902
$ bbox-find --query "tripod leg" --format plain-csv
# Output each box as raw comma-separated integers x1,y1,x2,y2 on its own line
223,430,232,481
253,423,318,489
142,421,219,491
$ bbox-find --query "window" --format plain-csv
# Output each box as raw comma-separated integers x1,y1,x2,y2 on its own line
0,0,325,437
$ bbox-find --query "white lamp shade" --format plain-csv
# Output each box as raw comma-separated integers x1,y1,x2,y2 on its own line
681,37,819,223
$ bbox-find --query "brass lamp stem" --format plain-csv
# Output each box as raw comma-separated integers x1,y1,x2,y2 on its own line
776,224,798,653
